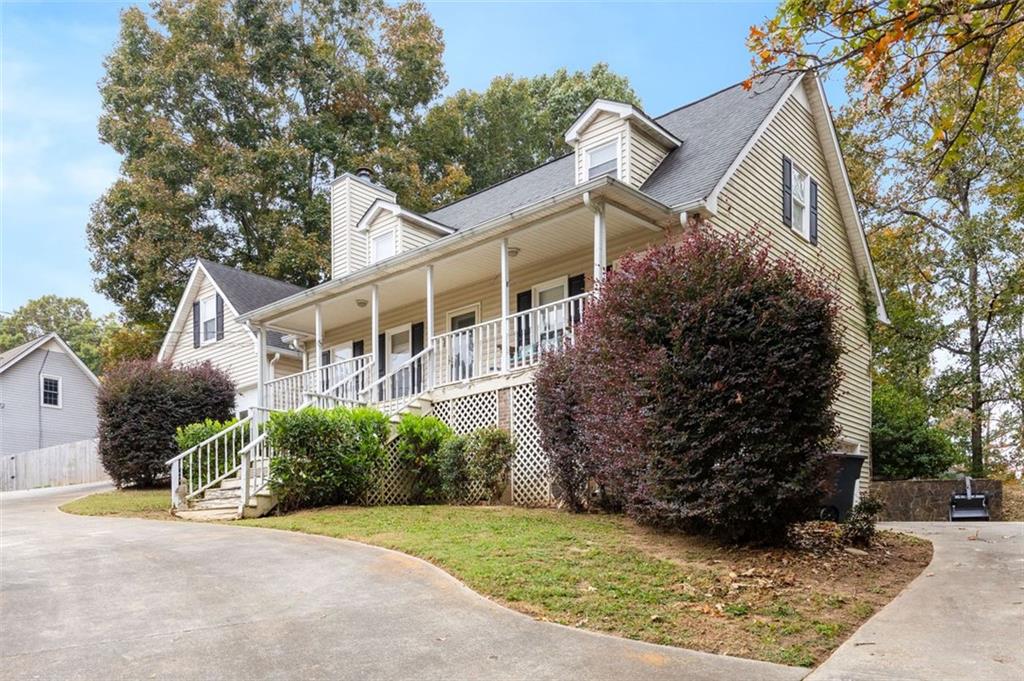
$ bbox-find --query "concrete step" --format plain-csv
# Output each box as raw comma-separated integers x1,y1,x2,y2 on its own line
189,497,239,511
176,508,238,521
203,487,241,501
220,477,242,490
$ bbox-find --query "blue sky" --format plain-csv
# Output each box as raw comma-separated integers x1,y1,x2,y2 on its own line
2,1,843,318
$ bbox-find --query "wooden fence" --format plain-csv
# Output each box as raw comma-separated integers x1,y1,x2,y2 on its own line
0,439,108,492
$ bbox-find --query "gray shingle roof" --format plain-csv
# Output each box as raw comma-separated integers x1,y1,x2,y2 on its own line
425,76,795,231
198,259,304,350
0,333,51,369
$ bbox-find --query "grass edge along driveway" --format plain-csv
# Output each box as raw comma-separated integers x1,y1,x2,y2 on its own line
62,489,931,668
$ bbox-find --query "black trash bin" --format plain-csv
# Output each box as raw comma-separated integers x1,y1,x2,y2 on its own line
819,455,866,521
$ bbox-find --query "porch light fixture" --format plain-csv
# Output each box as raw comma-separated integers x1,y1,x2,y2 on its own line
356,298,368,308
507,246,521,258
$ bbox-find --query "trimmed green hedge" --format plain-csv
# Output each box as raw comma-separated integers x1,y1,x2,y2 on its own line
267,406,388,511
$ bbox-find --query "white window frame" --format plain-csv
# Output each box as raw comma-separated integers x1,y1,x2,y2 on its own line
584,139,620,181
40,374,62,409
199,295,218,345
790,163,812,241
446,303,481,332
369,229,397,264
532,276,569,308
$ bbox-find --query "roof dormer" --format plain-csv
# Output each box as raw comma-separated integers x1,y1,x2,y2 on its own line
564,99,681,189
356,199,454,265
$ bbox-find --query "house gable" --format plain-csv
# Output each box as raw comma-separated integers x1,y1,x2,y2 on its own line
710,76,874,484
331,172,396,279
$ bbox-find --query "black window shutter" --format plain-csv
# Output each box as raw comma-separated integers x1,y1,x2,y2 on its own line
809,180,819,246
192,302,201,348
215,294,224,340
411,322,425,392
515,290,532,350
377,333,386,378
352,340,364,356
782,156,793,227
321,350,331,366
568,274,586,297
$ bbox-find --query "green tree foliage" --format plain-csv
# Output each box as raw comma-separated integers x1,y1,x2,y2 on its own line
871,383,961,480
838,66,1024,476
88,0,447,324
394,63,639,200
99,322,164,366
0,295,115,374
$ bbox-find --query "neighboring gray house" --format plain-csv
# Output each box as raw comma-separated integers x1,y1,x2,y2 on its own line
0,333,100,455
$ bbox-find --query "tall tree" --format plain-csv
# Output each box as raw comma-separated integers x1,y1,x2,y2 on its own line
89,0,447,325
389,63,639,202
839,65,1024,475
0,296,115,374
749,0,1023,169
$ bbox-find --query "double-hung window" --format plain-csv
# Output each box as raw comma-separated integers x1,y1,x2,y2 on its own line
370,230,396,263
41,375,61,408
783,156,818,245
585,141,618,180
200,296,217,344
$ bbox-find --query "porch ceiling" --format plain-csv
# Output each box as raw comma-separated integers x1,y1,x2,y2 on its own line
262,201,664,336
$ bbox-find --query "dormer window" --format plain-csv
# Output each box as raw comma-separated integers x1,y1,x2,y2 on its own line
585,141,618,180
370,230,396,263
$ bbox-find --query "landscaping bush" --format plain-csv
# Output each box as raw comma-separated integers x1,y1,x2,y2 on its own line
871,383,961,479
536,228,843,543
466,427,516,503
841,494,885,547
535,351,592,511
98,360,235,487
437,428,516,504
396,413,453,503
438,435,472,503
267,406,387,511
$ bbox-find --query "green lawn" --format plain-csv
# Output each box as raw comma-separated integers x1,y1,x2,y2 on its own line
61,488,172,518
63,492,930,666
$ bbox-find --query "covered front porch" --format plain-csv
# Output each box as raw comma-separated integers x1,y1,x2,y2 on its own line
250,183,678,415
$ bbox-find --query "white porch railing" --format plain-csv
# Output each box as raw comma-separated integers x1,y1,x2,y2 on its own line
167,416,252,508
432,318,504,386
430,292,592,385
359,346,434,416
509,292,590,370
263,355,372,411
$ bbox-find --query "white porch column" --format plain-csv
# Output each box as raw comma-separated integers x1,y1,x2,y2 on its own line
500,238,510,373
256,325,267,408
314,303,323,369
592,199,607,291
370,284,380,373
425,265,435,341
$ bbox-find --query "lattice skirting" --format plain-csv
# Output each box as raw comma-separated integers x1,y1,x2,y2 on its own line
366,385,553,506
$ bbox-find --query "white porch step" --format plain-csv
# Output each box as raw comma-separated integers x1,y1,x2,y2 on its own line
203,487,241,501
189,497,239,511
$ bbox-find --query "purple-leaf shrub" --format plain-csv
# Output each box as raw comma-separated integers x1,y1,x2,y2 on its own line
536,226,843,543
97,360,235,487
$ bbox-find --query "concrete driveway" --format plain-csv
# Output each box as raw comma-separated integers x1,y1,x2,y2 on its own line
809,521,1024,681
1,485,803,681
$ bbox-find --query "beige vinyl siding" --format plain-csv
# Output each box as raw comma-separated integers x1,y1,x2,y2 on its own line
331,176,392,278
401,222,439,252
575,111,626,183
625,126,669,188
166,272,259,392
272,355,303,379
711,87,873,484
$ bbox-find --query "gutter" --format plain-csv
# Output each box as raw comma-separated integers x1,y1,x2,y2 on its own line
240,177,674,324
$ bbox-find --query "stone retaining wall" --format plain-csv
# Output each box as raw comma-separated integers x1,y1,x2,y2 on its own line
872,479,1003,521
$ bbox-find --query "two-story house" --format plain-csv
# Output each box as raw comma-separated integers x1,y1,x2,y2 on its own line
165,72,887,517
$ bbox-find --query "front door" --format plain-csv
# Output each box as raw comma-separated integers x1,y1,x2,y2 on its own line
386,325,412,398
533,278,568,349
448,308,477,381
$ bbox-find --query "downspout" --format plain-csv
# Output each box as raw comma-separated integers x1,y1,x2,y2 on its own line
36,350,50,450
